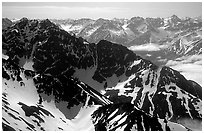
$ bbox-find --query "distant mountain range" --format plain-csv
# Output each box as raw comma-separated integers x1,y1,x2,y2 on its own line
52,15,202,66
50,15,201,45
2,17,202,131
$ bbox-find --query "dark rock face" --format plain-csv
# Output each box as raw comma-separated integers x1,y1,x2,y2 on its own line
2,18,202,131
2,18,13,29
93,40,139,82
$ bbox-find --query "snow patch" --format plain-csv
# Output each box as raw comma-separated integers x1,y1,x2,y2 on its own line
129,59,141,68
109,29,125,36
85,27,99,36
60,24,72,32
71,105,100,130
2,54,9,60
146,54,151,57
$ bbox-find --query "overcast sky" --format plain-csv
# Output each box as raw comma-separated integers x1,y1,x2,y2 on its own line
2,2,202,19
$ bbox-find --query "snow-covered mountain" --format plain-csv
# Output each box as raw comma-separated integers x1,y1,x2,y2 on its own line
2,18,202,131
50,16,202,73
51,15,201,46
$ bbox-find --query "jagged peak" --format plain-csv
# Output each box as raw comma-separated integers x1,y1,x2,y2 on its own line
2,17,12,21
130,16,145,22
20,17,29,21
95,18,109,24
39,18,56,27
170,14,181,21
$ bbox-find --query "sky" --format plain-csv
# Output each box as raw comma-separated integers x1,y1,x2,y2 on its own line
2,2,202,19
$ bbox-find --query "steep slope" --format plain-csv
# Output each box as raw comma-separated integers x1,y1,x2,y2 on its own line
2,18,202,131
2,18,13,29
92,103,190,131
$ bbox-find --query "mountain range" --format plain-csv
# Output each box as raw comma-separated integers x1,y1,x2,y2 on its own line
2,17,202,131
50,15,201,45
4,15,202,67
50,15,202,66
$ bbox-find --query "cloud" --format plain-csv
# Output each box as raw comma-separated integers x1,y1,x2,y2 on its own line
129,43,169,52
166,55,202,66
129,44,160,51
171,63,201,73
194,60,202,65
165,60,180,66
166,55,202,86
171,63,202,86
182,55,202,63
